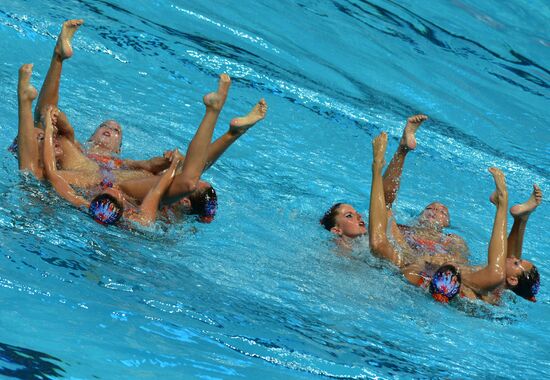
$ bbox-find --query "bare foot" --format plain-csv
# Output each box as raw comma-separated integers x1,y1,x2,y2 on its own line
488,167,507,206
372,132,388,167
510,184,542,219
229,98,267,136
400,114,428,150
18,64,38,101
203,73,231,111
54,19,84,60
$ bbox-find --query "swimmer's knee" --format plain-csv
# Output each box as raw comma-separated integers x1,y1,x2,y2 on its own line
174,177,198,193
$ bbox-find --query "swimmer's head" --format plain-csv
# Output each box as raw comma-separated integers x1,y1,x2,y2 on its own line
506,258,540,302
188,183,218,223
429,264,461,303
419,202,450,230
320,203,366,238
89,120,123,154
89,193,123,225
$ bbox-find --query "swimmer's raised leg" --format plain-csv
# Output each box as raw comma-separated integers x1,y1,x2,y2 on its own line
507,184,542,259
17,64,42,177
383,114,428,208
204,98,268,170
476,167,508,282
184,73,232,174
34,19,84,120
119,74,232,203
369,132,405,267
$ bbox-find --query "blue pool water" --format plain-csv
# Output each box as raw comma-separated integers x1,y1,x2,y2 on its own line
0,0,549,378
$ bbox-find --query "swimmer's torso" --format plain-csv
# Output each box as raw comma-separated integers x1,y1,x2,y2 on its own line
58,137,154,188
59,137,100,171
399,225,469,261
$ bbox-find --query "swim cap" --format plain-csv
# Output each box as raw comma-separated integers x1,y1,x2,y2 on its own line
190,186,218,223
429,264,461,303
89,194,123,225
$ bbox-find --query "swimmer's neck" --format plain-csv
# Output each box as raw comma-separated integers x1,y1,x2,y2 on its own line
336,236,354,251
87,144,116,157
415,220,445,233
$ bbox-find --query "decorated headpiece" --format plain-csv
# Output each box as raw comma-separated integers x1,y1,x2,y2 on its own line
89,194,123,225
429,264,461,303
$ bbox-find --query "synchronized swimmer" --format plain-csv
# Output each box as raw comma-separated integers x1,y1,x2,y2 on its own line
367,132,541,304
15,19,267,226
320,116,541,304
12,19,541,306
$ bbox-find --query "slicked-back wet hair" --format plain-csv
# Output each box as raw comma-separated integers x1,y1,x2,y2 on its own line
320,203,343,231
188,185,218,222
511,265,540,302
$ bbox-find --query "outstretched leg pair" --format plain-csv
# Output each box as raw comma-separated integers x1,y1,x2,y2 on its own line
118,75,267,206
15,20,82,179
490,184,543,259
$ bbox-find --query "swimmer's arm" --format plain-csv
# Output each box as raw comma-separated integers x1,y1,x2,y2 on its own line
43,109,89,208
129,150,180,225
389,213,413,256
370,210,408,267
55,110,77,144
465,168,508,291
122,156,170,174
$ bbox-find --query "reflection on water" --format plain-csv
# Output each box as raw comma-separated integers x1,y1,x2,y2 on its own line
0,341,65,380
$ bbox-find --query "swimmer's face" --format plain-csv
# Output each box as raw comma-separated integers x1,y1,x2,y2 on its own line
90,120,123,154
506,258,533,282
419,202,450,229
331,204,366,238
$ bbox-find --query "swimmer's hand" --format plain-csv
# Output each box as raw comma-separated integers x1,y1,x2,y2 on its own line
40,105,58,135
164,149,185,162
166,148,181,174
